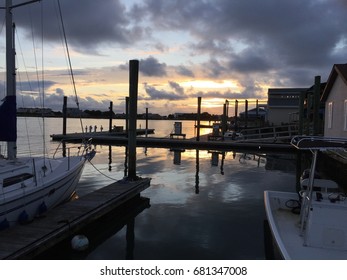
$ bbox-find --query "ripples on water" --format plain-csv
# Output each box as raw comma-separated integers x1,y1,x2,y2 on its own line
10,118,297,260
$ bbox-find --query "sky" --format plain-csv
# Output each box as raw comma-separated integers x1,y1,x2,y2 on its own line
0,0,346,115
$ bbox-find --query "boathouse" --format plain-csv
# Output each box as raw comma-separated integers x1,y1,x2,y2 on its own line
321,64,347,138
267,88,307,125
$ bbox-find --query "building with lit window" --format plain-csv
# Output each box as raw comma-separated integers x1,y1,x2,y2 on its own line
267,88,307,125
321,64,347,138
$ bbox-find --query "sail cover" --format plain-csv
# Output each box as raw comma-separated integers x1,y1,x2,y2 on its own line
0,96,16,141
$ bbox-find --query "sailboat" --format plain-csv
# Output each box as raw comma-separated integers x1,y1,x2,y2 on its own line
0,0,94,229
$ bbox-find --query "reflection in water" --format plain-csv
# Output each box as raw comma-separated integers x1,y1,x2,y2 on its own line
126,218,135,260
14,118,298,260
36,196,150,260
208,151,226,175
108,145,112,171
170,148,185,165
195,149,199,194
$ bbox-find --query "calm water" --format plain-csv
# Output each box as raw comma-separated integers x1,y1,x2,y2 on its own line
11,117,297,260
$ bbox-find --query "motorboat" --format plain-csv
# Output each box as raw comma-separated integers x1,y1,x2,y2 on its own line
264,136,347,259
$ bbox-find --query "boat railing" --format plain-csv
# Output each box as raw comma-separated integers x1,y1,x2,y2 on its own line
52,138,94,160
291,136,347,150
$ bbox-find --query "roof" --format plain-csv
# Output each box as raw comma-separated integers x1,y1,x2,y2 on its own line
268,88,307,108
321,64,347,102
268,88,307,95
239,107,267,116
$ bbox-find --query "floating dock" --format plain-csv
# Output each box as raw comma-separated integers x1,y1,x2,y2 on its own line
51,133,295,153
0,177,151,259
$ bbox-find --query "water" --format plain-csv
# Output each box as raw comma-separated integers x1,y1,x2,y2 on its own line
10,117,297,260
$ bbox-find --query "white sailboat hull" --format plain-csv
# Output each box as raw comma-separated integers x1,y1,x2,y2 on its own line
0,156,86,228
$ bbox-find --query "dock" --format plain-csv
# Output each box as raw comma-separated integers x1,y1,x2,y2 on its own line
0,177,151,259
51,133,295,153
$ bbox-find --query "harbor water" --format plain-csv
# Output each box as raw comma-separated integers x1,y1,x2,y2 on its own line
15,117,297,260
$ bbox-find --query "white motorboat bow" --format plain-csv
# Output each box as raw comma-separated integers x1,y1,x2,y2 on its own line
264,136,347,259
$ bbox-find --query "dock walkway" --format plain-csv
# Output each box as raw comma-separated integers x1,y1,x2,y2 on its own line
51,133,295,153
0,177,151,259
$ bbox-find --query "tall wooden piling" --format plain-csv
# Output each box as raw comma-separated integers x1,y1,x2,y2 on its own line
196,97,201,141
245,100,248,129
145,107,148,137
128,60,139,180
222,103,227,136
109,101,113,133
125,97,129,134
299,91,305,135
234,100,239,130
62,96,67,135
313,76,321,136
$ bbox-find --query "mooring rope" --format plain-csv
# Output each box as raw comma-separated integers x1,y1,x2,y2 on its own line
87,160,118,181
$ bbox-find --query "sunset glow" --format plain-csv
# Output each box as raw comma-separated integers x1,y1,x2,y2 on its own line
0,0,345,115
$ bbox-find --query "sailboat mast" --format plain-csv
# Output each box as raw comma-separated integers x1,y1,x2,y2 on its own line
6,0,17,160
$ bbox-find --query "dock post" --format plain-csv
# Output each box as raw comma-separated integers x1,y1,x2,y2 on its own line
63,96,67,135
196,97,201,141
145,107,148,137
125,97,129,135
234,100,238,131
245,100,248,129
108,101,113,133
128,60,139,180
299,90,305,135
313,76,321,136
222,103,227,138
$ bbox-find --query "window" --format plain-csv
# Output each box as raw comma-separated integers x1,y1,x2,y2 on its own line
344,100,347,131
3,173,33,187
327,102,333,129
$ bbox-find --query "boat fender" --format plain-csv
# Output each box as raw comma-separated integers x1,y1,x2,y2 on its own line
71,235,89,251
18,210,29,224
0,218,9,230
38,201,47,215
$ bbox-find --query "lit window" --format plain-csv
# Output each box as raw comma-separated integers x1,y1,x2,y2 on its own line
328,102,333,129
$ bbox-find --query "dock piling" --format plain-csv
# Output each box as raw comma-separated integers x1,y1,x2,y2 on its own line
128,60,139,180
63,96,67,135
197,97,201,141
108,101,113,133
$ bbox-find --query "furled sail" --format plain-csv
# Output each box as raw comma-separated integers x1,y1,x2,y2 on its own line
0,95,16,141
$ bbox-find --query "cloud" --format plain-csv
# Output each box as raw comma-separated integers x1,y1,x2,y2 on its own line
139,56,167,77
10,0,143,53
143,83,187,100
134,0,347,86
175,65,195,78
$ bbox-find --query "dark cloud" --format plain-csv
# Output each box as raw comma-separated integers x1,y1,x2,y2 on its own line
230,48,273,73
119,56,167,77
135,0,347,86
141,80,263,101
3,0,347,109
176,65,195,78
142,81,186,100
168,81,184,96
8,0,142,53
139,56,167,77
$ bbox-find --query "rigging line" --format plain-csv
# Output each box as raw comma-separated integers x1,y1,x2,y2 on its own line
15,29,33,157
39,1,47,167
88,160,118,181
56,0,85,134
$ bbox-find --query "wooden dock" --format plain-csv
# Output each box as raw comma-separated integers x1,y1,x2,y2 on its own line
0,177,151,259
51,133,295,153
